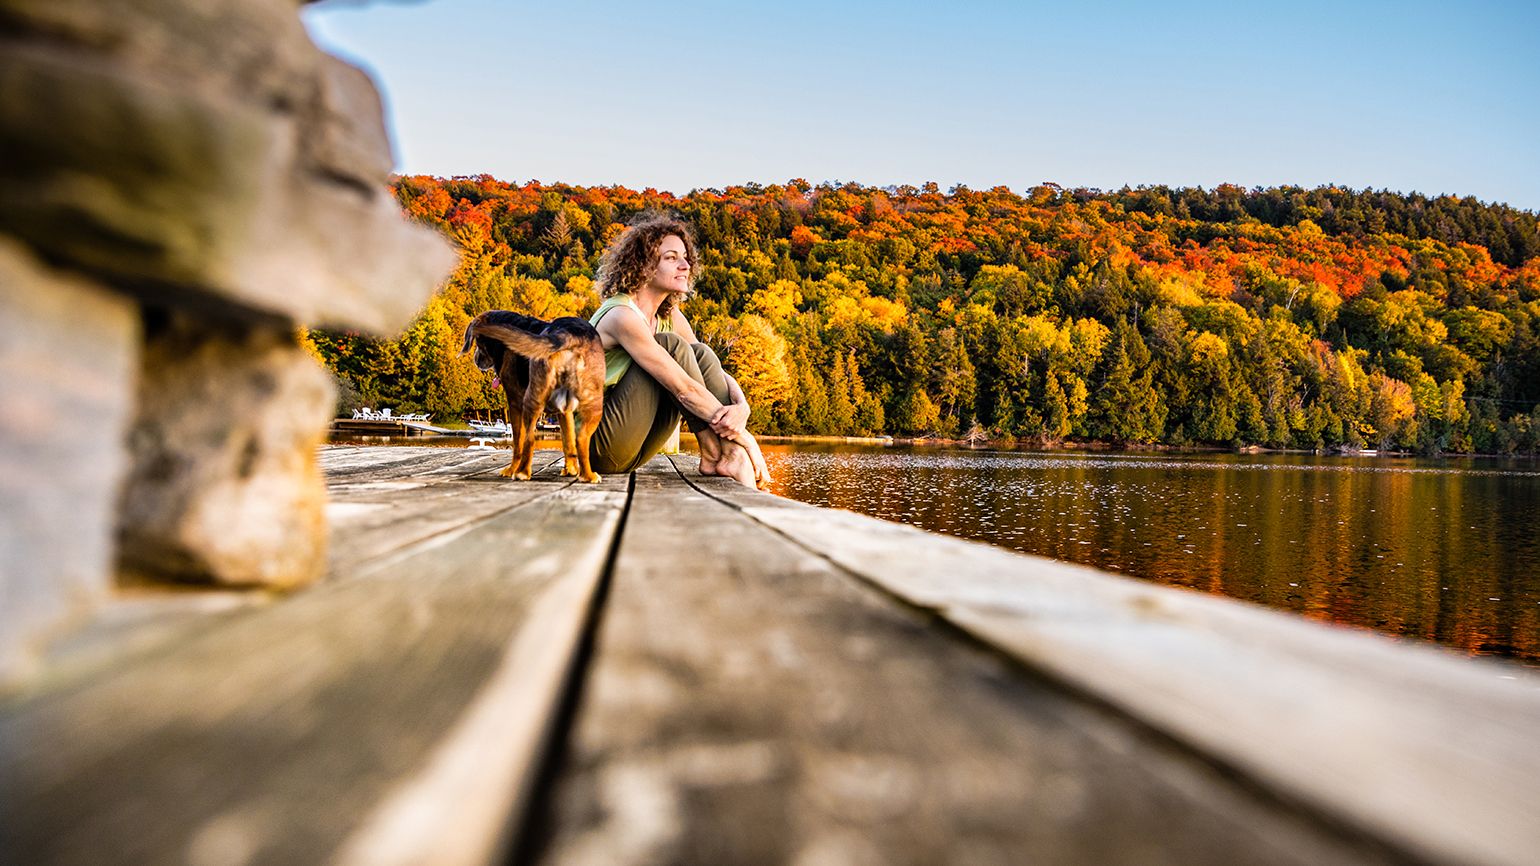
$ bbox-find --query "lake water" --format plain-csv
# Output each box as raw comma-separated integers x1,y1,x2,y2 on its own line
753,443,1540,664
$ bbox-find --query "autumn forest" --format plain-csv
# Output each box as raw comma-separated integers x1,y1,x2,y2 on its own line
306,176,1540,454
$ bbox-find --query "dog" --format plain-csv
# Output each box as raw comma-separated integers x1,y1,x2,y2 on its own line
461,310,605,483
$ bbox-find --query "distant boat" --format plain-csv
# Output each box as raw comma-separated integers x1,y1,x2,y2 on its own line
469,418,562,434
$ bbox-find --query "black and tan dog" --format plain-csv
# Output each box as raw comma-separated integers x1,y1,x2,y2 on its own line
461,311,605,483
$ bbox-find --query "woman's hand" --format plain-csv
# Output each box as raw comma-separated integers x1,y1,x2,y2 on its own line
710,402,751,438
716,373,751,439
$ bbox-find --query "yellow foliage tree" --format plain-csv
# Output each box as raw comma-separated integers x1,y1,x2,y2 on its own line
747,279,803,321
1366,372,1416,449
724,314,793,419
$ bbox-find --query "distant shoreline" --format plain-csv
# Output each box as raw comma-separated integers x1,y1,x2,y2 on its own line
748,433,1540,460
335,424,1537,460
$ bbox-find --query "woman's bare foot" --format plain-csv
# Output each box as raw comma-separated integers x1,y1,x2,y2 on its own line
701,442,755,487
697,428,763,489
697,429,725,475
739,433,773,490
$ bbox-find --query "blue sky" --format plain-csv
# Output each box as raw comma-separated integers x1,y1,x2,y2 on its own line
304,0,1539,211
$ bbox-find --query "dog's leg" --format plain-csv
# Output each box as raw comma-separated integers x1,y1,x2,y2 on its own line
510,419,533,480
517,383,549,481
576,398,602,483
512,403,536,480
516,360,559,481
559,404,579,476
498,380,523,479
522,405,541,480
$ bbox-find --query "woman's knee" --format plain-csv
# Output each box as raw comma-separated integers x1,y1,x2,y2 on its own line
689,342,731,400
654,331,707,382
690,342,722,372
654,331,690,360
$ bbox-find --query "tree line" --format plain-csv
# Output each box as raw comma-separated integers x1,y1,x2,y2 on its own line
306,176,1540,454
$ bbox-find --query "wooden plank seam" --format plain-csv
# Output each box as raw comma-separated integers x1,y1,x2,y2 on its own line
662,455,1539,866
334,473,636,866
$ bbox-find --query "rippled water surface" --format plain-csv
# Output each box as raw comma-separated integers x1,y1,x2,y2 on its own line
753,444,1540,663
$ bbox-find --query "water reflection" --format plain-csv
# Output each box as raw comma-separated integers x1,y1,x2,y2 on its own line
755,445,1540,664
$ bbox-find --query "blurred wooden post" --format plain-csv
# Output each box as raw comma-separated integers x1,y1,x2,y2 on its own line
662,422,682,455
0,0,455,685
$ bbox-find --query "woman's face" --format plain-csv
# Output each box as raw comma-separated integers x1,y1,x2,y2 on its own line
647,234,691,295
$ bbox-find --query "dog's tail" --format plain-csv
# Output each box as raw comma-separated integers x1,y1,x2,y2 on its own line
467,323,565,360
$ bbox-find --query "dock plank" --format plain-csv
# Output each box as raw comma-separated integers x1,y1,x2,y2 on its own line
529,458,1395,866
676,456,1540,866
9,445,1534,866
320,445,497,482
322,447,572,574
10,448,547,698
0,457,628,866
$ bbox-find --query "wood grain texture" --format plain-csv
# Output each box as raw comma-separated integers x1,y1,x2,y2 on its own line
0,449,626,866
675,455,1540,866
17,447,559,698
319,445,496,481
322,446,570,575
530,457,1395,866
10,444,1534,866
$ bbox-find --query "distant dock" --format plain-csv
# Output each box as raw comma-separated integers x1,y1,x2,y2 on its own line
329,417,458,437
3,446,1539,866
329,419,561,439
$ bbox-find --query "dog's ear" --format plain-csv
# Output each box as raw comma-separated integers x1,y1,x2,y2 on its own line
460,320,477,356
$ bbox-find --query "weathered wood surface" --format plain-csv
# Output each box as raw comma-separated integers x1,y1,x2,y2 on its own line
320,446,568,576
672,455,1540,866
5,445,1539,866
1,446,623,866
528,459,1397,866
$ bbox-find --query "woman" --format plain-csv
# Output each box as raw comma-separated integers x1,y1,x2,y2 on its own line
588,214,771,489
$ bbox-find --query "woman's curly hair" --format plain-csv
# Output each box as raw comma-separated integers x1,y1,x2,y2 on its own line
594,213,699,320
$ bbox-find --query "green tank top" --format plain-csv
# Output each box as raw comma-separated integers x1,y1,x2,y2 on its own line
589,293,673,387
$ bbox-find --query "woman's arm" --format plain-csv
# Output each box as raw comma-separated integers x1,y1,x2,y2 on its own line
597,305,725,423
668,306,699,343
711,374,750,438
669,306,751,435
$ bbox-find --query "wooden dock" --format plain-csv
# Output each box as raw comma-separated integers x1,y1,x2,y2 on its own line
3,446,1539,866
329,418,443,437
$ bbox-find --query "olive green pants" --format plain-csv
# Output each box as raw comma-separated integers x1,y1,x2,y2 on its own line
590,332,731,474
